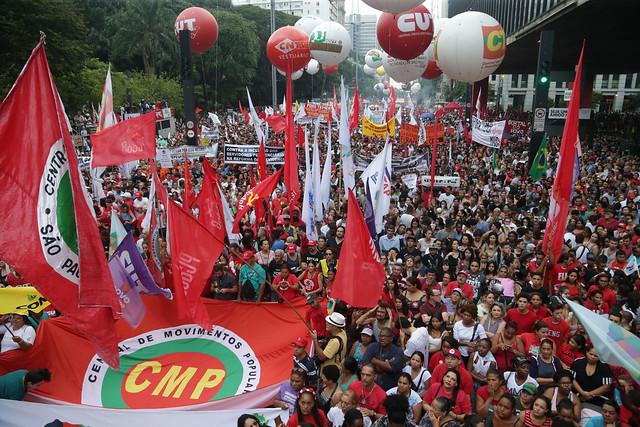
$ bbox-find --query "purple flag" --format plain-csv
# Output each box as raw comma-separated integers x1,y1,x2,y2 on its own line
112,234,173,300
108,256,145,328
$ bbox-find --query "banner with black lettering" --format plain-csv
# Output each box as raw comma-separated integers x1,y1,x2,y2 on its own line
223,144,285,165
0,286,50,315
471,116,506,149
355,152,429,177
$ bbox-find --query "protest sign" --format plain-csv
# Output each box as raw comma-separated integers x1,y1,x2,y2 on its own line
223,144,285,165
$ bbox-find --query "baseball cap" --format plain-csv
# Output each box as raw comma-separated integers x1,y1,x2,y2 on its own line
451,287,464,296
361,327,374,336
286,243,297,253
122,192,132,198
457,271,468,277
293,337,308,347
445,348,461,360
308,240,317,247
521,383,537,395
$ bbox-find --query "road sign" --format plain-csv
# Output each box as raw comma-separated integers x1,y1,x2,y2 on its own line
533,108,546,132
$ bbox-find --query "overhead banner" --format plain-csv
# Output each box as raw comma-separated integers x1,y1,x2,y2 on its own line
471,116,506,149
354,152,429,177
361,115,396,139
400,123,420,145
425,122,445,145
0,286,50,315
548,107,592,120
223,144,285,165
0,297,308,409
155,145,219,168
304,103,333,121
420,175,461,188
0,400,288,427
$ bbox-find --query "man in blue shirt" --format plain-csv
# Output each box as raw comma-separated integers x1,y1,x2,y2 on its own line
379,226,401,253
361,327,404,391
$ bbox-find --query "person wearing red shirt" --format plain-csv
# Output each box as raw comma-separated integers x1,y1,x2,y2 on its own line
527,252,545,274
529,292,551,320
542,302,570,351
348,364,387,420
597,209,620,232
585,288,610,314
304,294,328,339
550,254,571,292
444,271,474,300
271,264,300,302
422,368,472,420
518,321,549,359
558,334,586,369
286,388,328,427
610,250,628,271
429,348,473,395
504,294,538,335
590,274,617,308
475,369,509,418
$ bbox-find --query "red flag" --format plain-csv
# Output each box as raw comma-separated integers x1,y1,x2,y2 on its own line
333,86,339,116
238,100,250,123
296,124,305,148
265,113,286,133
168,199,224,329
0,38,119,367
284,69,300,203
543,44,585,264
90,112,156,167
194,160,227,240
387,87,396,122
332,190,386,308
147,162,166,287
233,168,283,232
182,153,195,210
349,85,360,133
257,140,268,181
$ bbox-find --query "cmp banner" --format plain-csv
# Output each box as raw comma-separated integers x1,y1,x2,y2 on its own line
223,144,285,165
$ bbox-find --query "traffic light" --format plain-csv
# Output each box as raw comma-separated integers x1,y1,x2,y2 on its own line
536,32,553,87
539,59,551,84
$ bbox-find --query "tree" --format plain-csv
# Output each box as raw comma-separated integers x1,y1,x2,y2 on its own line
442,80,467,102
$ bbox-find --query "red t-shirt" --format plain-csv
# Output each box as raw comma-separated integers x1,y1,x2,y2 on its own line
431,363,473,395
305,305,328,337
530,305,551,321
477,385,510,406
551,264,570,288
422,383,472,415
348,381,387,415
286,409,328,427
505,308,538,335
585,300,610,315
428,351,446,373
273,274,299,301
557,343,584,367
519,332,542,358
299,270,321,294
542,317,570,350
444,281,474,299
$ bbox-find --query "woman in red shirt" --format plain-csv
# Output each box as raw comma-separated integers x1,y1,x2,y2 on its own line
475,368,509,418
287,388,328,427
422,369,472,421
558,334,586,369
519,321,550,359
298,262,323,298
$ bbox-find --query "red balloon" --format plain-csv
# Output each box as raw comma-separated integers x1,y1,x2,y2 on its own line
323,64,339,74
266,26,311,73
175,7,219,53
422,60,442,80
376,5,434,60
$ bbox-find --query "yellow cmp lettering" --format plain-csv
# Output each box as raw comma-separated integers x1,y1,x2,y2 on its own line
152,365,198,398
125,361,161,393
190,369,226,399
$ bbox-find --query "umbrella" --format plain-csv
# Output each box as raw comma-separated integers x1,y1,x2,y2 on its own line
420,112,435,119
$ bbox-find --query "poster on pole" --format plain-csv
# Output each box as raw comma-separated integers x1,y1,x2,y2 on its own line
223,144,285,165
420,175,461,188
471,116,506,149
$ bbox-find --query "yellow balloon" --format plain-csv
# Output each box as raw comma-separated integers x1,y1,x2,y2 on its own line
376,66,385,77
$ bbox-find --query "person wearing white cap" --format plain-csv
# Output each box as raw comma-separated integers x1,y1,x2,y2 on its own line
311,312,348,371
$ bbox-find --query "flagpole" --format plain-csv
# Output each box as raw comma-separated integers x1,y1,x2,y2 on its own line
3,322,16,338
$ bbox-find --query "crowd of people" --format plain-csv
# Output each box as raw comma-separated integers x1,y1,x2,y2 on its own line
1,97,640,427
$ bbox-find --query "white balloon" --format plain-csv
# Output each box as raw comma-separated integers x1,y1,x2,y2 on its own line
435,12,506,82
383,88,390,96
433,18,450,38
374,83,384,92
364,48,384,68
295,15,324,36
382,51,428,83
292,69,304,80
362,0,424,14
309,22,352,66
411,82,422,94
363,64,376,76
305,59,320,75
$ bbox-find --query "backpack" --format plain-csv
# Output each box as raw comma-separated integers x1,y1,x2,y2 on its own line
241,280,256,301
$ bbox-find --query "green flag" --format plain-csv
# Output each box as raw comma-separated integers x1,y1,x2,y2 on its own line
529,134,548,182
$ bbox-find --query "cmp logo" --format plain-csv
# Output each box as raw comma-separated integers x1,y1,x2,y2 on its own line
37,139,80,284
81,325,261,408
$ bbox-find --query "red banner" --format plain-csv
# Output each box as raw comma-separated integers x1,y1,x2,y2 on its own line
506,120,529,137
400,123,420,145
91,112,157,167
304,103,333,121
425,123,445,145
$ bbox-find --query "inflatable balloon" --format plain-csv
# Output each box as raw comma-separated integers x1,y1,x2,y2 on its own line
323,64,339,74
382,52,428,83
295,15,323,36
376,66,386,77
174,7,219,53
374,83,384,92
422,44,442,79
364,48,384,68
410,82,421,94
376,4,434,60
363,0,425,14
305,59,320,75
362,64,375,76
266,26,311,73
435,12,506,82
309,22,352,66
292,69,304,80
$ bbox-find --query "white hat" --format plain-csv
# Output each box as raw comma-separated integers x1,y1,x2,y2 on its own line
325,312,346,328
122,192,132,198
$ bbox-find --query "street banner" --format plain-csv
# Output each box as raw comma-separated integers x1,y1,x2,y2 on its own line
156,145,219,167
354,152,429,177
156,148,173,168
400,123,420,145
420,175,461,188
401,173,418,190
547,107,592,120
0,287,50,315
0,399,288,427
361,115,396,139
0,296,309,409
506,120,529,137
223,144,285,165
425,123,445,145
471,116,506,149
304,102,333,121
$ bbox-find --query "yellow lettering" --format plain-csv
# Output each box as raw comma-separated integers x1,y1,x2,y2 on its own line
152,365,198,398
487,30,505,51
190,369,226,399
125,361,161,394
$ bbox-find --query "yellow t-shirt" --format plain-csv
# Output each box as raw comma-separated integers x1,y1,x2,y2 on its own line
321,330,348,369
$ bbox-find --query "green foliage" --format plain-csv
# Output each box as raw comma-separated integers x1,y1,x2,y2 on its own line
442,80,467,102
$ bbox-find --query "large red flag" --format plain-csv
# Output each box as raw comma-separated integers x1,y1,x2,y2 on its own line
238,100,250,123
332,190,386,308
233,168,282,232
90,112,156,167
194,160,227,240
265,113,286,134
0,38,119,367
284,69,300,204
349,85,360,133
543,45,584,264
257,140,268,181
387,87,396,122
168,199,225,330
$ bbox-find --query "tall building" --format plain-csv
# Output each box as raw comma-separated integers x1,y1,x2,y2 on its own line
345,14,378,59
231,0,345,23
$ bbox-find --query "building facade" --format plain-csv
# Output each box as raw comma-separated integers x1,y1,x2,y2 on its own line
345,14,378,59
231,0,345,23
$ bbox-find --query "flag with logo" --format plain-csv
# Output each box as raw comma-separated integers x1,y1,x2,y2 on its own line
529,133,548,182
361,139,393,237
624,254,639,277
233,168,282,233
0,37,120,368
284,69,300,204
97,64,117,132
332,190,386,308
0,287,50,315
320,123,333,210
193,160,227,243
90,112,157,167
108,254,145,328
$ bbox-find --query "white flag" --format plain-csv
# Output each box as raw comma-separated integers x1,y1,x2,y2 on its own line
320,123,333,210
339,77,356,198
312,119,323,222
301,128,318,240
246,87,265,143
218,183,241,244
141,174,155,233
624,255,639,276
360,139,393,234
208,112,221,125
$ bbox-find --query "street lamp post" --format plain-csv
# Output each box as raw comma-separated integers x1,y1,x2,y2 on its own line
271,0,277,109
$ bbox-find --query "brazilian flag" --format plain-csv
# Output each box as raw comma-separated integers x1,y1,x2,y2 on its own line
529,134,548,182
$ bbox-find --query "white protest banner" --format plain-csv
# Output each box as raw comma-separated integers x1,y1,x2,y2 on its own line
420,175,461,188
223,143,285,165
472,116,506,149
77,156,91,171
156,148,173,168
401,173,418,190
169,144,218,160
548,108,592,120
